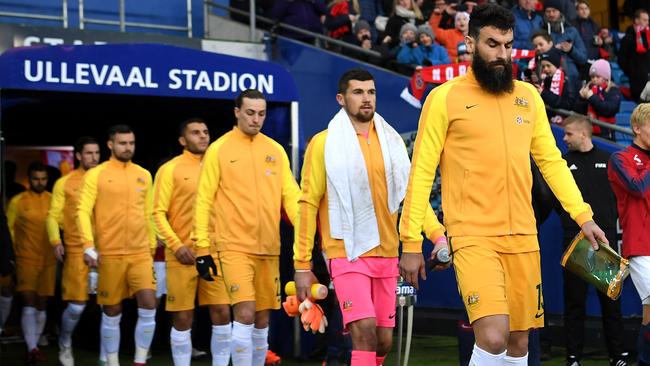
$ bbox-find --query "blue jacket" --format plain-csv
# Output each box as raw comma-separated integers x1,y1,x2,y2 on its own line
574,17,600,60
513,6,543,50
418,44,451,65
396,44,420,64
544,22,587,83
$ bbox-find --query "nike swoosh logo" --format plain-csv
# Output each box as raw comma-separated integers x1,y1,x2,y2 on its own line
535,311,544,319
230,159,238,163
388,313,396,319
197,259,204,264
465,104,478,109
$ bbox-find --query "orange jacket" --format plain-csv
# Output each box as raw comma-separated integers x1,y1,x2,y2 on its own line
77,158,155,257
7,190,54,264
153,150,216,262
400,70,593,253
46,168,87,254
293,122,444,269
429,12,465,61
192,127,301,257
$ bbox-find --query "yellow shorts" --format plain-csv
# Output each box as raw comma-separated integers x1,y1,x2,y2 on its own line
219,251,280,311
16,259,56,296
166,254,229,312
97,253,156,306
62,253,89,302
0,274,14,290
452,237,544,331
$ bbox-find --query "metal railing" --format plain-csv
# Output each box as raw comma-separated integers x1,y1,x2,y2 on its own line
0,0,69,28
203,1,382,59
546,106,634,137
79,0,193,37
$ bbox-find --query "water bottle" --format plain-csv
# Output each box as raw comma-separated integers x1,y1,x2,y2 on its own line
88,268,98,295
426,247,451,271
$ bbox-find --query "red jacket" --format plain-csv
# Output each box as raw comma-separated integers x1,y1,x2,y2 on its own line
607,144,650,257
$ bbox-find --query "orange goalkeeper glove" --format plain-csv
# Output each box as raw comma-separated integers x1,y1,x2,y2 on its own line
298,299,328,334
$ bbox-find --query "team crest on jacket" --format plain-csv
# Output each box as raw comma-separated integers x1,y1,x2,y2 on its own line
265,155,276,164
514,97,529,109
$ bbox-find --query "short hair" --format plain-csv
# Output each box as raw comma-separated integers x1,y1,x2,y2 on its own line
530,30,553,43
108,124,133,141
563,115,593,137
634,8,649,20
27,161,48,177
468,3,515,40
630,103,650,136
337,68,374,94
179,117,207,136
74,136,99,155
576,0,590,8
235,89,266,109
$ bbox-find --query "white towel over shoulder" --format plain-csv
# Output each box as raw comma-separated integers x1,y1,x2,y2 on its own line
324,108,411,261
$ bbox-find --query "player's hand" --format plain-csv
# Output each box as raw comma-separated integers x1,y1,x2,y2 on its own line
429,237,452,271
581,220,608,250
399,252,426,289
294,270,318,301
53,244,65,262
196,254,218,281
83,247,99,268
175,246,196,265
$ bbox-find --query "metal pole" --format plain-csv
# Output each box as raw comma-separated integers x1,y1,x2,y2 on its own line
291,102,299,179
203,1,209,38
249,0,256,42
186,0,192,37
119,0,126,32
62,0,68,28
78,0,84,29
0,89,4,205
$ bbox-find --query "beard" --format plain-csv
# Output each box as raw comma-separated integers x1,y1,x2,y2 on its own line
472,51,514,95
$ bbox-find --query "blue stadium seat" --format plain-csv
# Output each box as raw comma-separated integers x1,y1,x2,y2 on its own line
619,100,636,114
615,113,631,126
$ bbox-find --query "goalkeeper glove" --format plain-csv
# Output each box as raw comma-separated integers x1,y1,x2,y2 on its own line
195,255,218,281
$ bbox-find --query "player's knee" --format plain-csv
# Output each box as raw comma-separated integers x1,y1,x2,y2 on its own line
210,305,231,325
103,304,122,317
506,332,529,356
172,311,193,331
350,320,378,350
233,306,255,325
477,331,508,354
376,336,392,356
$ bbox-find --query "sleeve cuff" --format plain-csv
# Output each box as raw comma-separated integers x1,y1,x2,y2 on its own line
401,240,423,253
50,240,62,247
293,261,312,270
575,208,594,228
425,229,446,243
82,241,94,250
196,247,210,257
168,242,184,254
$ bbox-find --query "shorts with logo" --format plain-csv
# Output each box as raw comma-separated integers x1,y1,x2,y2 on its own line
330,257,399,328
166,253,229,311
628,255,650,305
97,252,156,306
218,251,280,311
62,253,89,301
16,258,56,296
452,236,544,331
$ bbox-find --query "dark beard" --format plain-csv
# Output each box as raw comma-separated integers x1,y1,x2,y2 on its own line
472,52,514,95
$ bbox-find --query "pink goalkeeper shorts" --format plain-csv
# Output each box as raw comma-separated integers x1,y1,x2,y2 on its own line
330,257,399,328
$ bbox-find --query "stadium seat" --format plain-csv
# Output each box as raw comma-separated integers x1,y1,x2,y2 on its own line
615,113,631,127
619,101,636,114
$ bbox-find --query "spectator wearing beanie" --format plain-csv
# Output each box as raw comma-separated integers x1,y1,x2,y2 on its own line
396,22,421,64
538,47,575,115
343,19,391,64
619,9,650,102
576,59,621,140
542,0,587,92
429,8,469,60
415,24,451,65
381,0,425,49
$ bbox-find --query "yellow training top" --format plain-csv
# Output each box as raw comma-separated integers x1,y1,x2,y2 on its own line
46,168,87,253
293,121,444,269
76,157,155,257
7,190,54,264
192,127,301,257
399,70,593,253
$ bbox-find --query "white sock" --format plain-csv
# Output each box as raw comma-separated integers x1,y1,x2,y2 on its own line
230,321,253,366
35,310,46,339
0,295,12,330
252,326,269,366
100,339,107,362
101,313,122,359
21,306,38,350
134,308,156,363
60,303,86,348
212,323,232,366
468,344,506,366
171,327,192,366
503,353,528,365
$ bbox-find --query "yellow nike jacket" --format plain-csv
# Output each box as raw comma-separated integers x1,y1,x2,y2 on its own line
46,168,87,254
7,190,54,264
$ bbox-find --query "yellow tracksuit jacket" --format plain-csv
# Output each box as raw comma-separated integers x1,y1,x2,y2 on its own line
77,158,156,256
193,127,301,257
399,70,593,253
7,190,54,264
46,168,87,254
293,122,444,269
153,150,216,260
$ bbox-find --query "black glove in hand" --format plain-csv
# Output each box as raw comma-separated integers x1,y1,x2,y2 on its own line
195,255,218,281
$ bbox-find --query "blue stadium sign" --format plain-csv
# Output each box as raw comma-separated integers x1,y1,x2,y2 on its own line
0,44,299,102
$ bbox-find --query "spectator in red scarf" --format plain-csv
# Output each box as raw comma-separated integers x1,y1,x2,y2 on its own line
595,27,617,62
619,9,650,102
325,0,360,42
537,48,575,121
575,59,621,140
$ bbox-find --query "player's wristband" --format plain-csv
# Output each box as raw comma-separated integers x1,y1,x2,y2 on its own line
295,269,311,273
84,247,98,260
434,236,448,245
